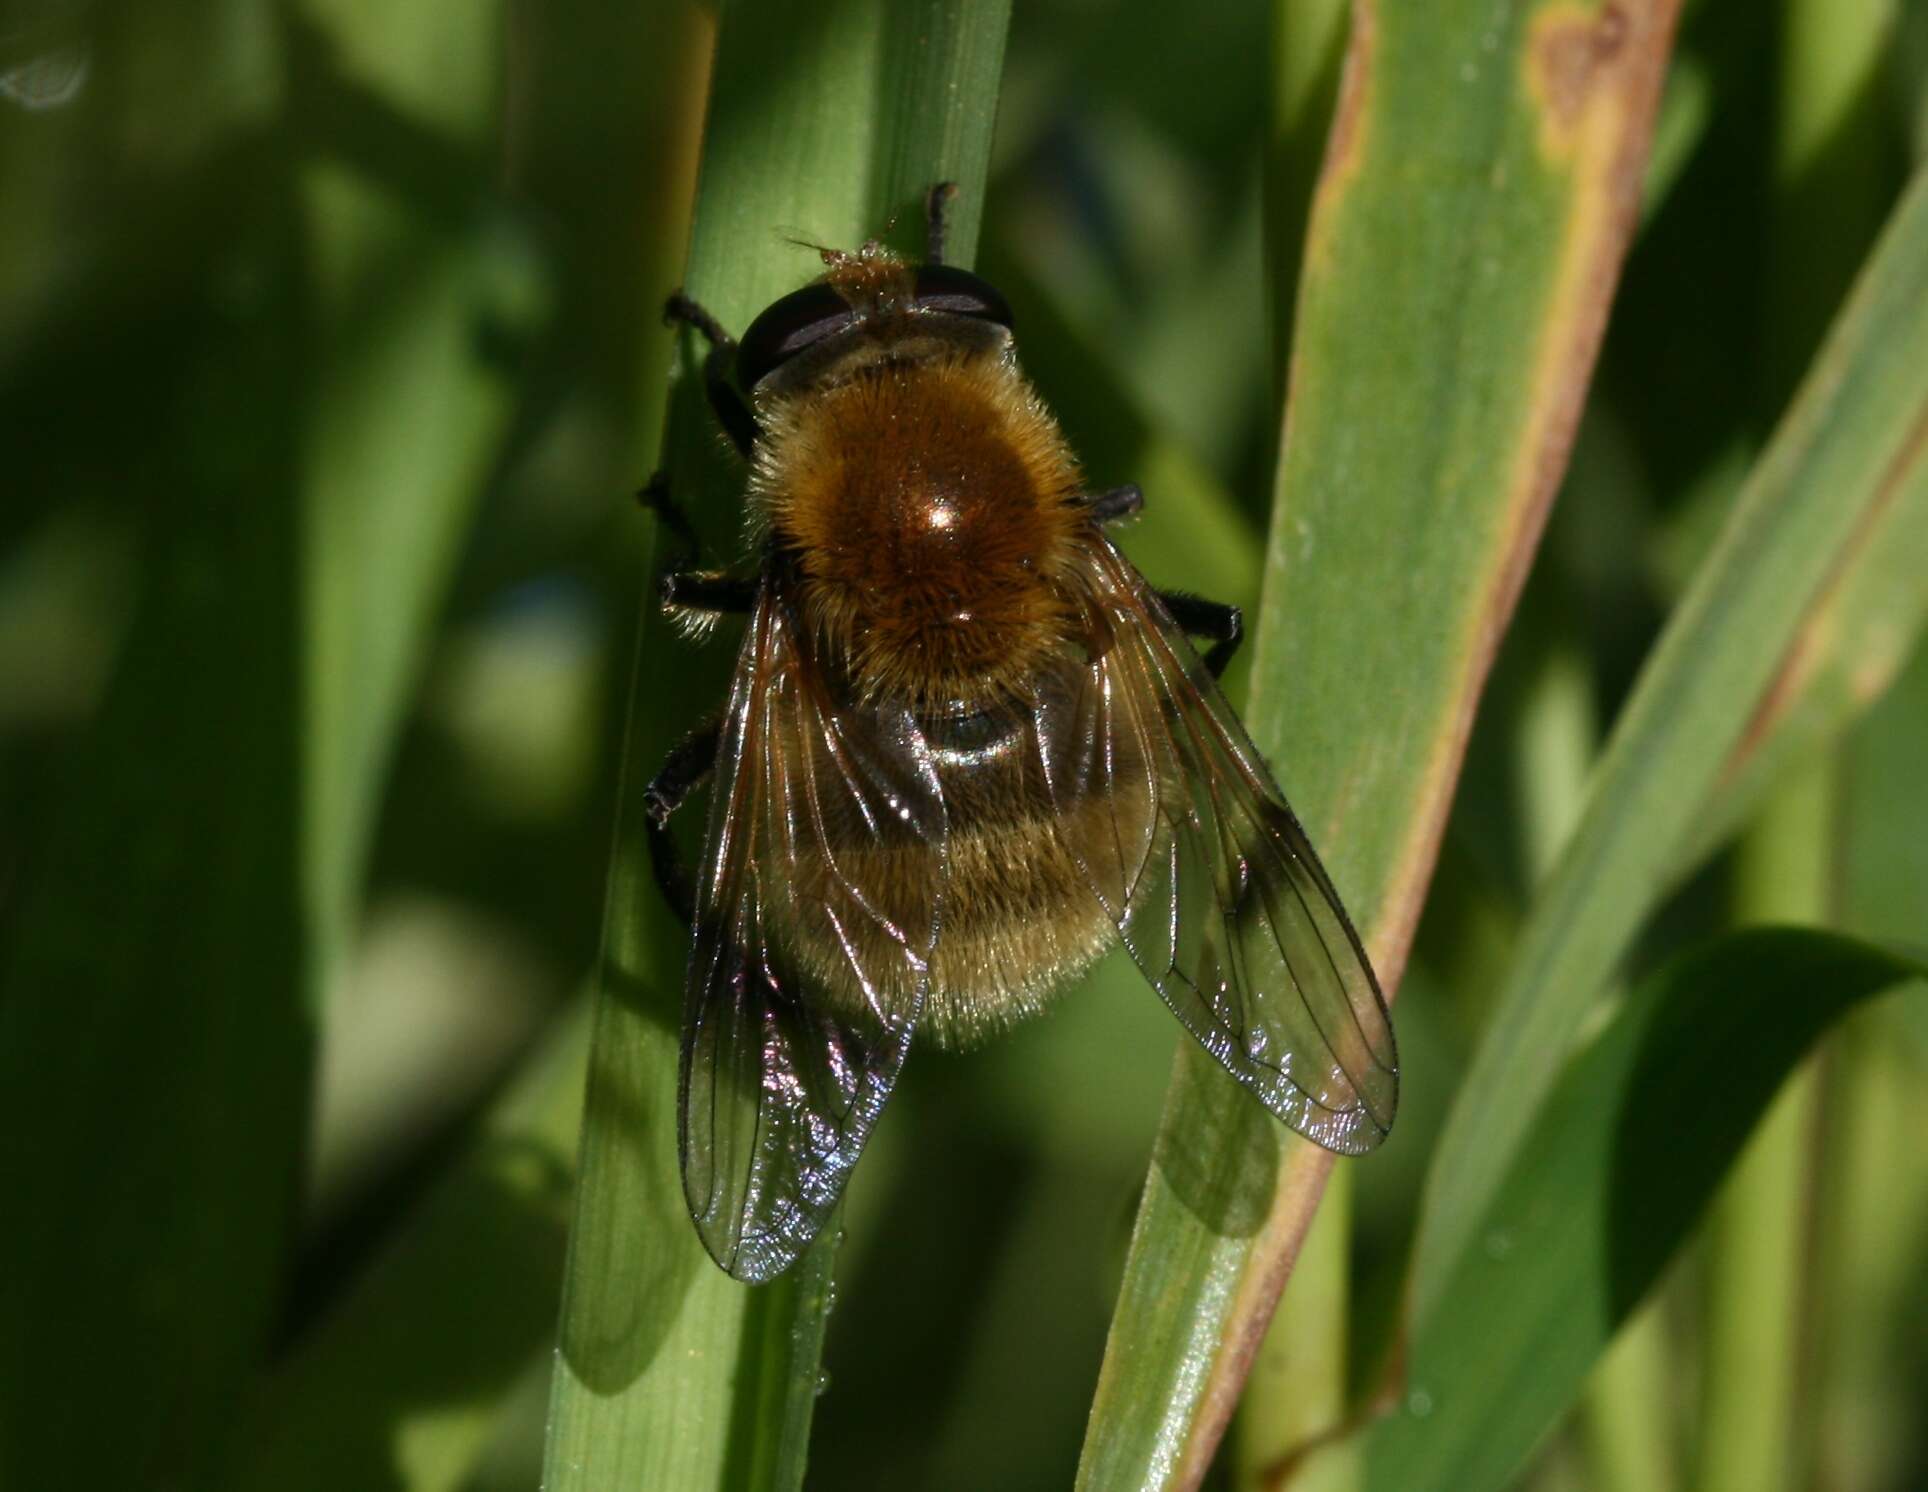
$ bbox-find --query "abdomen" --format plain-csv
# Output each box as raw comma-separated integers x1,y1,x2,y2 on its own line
767,691,1120,1051
918,702,1116,1048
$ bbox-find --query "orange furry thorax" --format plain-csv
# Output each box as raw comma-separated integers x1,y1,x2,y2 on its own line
751,348,1086,708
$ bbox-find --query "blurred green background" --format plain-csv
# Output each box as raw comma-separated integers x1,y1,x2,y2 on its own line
2,0,1925,1489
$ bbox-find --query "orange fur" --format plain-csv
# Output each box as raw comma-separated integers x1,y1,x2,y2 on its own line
752,351,1086,709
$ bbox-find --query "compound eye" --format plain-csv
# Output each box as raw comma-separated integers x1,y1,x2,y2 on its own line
736,284,857,390
910,265,1013,328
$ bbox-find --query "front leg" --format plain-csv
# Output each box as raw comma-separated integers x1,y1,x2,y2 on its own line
638,470,701,560
665,291,758,456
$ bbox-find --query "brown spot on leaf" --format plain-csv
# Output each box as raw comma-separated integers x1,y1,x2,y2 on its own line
1533,2,1629,134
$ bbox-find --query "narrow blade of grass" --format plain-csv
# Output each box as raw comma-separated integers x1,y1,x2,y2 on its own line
1577,1305,1679,1492
1361,928,1928,1492
1672,0,1914,874
1692,7,1896,1483
1695,756,1834,1492
539,3,1011,1487
1812,643,1928,1488
1078,3,1683,1486
1415,164,1928,1320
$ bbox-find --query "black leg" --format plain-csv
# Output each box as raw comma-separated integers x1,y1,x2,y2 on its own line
665,291,758,456
1079,484,1144,526
1157,589,1243,680
637,470,701,561
925,181,958,266
646,719,723,928
660,570,757,617
640,472,758,624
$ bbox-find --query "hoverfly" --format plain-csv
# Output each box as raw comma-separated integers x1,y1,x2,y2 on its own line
644,185,1396,1282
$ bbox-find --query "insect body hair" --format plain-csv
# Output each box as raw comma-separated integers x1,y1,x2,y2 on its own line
750,338,1088,712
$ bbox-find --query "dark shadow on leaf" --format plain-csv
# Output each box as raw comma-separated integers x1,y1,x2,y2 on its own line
1606,928,1921,1318
556,955,703,1393
1150,1041,1280,1239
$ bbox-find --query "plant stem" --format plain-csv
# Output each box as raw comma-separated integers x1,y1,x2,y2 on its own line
1696,6,1903,1485
1695,757,1834,1492
1234,1166,1355,1492
1814,646,1928,1490
1578,1306,1678,1492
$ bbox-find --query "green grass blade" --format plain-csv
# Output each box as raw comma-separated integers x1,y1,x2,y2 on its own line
1077,4,1683,1486
1671,0,1916,875
1415,163,1928,1320
1695,758,1833,1492
0,5,522,1482
1812,645,1928,1488
1677,443,1928,875
539,4,1010,1487
1361,928,1928,1492
1692,8,1897,1484
1577,1306,1679,1492
725,1226,842,1488
303,157,537,969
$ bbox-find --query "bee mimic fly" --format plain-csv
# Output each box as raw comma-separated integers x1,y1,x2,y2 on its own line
644,184,1397,1283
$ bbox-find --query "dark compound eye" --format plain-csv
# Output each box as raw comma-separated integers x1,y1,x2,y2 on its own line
736,267,1017,391
736,284,857,391
910,265,1013,327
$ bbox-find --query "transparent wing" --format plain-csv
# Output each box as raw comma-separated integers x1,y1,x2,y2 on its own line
680,591,948,1282
1033,535,1397,1153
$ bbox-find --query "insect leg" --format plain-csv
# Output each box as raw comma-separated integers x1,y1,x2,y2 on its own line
1079,484,1145,526
924,181,958,266
661,571,757,618
642,473,756,628
665,291,758,456
645,718,723,928
638,470,702,560
1156,589,1244,679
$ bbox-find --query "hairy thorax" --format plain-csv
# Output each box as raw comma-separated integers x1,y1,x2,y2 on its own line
751,350,1086,709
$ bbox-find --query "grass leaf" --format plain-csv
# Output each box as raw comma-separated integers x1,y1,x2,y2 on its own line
1416,163,1928,1319
1078,4,1682,1484
540,3,1012,1486
1363,927,1928,1492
